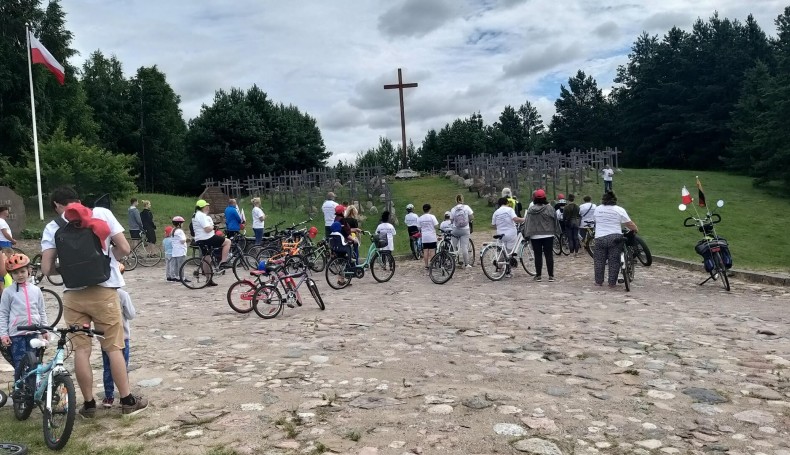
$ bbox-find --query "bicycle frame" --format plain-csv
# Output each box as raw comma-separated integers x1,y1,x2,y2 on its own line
14,339,67,414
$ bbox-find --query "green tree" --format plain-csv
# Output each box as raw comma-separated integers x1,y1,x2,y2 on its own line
549,70,611,151
82,51,135,154
354,137,399,175
518,100,547,151
492,105,523,153
1,127,137,200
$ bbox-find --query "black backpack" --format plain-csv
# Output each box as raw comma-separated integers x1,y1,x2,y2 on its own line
54,216,112,288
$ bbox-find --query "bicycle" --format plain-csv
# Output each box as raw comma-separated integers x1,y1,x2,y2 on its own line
619,230,637,292
428,231,456,285
8,324,103,450
179,245,229,289
29,254,63,286
581,221,596,258
226,232,258,281
479,230,536,281
681,199,731,291
325,231,395,289
226,255,307,314
581,222,652,266
252,262,325,319
437,230,476,267
408,228,423,260
0,442,27,455
129,236,162,268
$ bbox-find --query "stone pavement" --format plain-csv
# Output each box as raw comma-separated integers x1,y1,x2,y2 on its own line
2,237,789,455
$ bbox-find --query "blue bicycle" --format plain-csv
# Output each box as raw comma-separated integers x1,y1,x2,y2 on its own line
9,324,102,450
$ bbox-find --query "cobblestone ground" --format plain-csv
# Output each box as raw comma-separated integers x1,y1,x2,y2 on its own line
2,235,789,455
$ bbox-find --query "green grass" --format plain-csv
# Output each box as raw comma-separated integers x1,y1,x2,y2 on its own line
19,169,790,272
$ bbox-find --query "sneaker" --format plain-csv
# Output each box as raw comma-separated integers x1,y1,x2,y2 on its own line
121,395,149,416
465,264,472,268
504,272,512,278
534,276,542,282
181,278,191,283
218,261,231,270
79,402,96,419
102,397,114,408
206,281,219,287
548,276,555,282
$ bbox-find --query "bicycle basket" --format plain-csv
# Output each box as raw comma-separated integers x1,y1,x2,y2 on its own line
372,234,388,248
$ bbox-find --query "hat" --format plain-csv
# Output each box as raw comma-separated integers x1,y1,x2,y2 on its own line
557,193,565,200
501,187,512,197
334,205,346,215
196,199,210,208
164,226,174,236
533,189,546,199
444,211,451,217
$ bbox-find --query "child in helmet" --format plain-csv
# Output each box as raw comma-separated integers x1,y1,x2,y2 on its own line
170,216,189,283
163,225,175,282
0,253,48,380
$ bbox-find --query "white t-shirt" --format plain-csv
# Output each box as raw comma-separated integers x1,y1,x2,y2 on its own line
492,206,518,238
171,228,187,257
439,220,453,232
192,211,215,241
579,202,597,227
0,218,11,242
417,213,439,243
404,212,419,227
321,200,338,227
374,222,396,251
593,205,631,238
451,204,473,229
602,168,614,182
252,206,265,229
40,207,125,290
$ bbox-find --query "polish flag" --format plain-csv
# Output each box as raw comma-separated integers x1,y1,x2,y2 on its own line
681,186,692,205
29,31,65,85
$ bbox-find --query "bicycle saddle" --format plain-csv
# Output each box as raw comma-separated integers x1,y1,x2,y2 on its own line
493,234,505,240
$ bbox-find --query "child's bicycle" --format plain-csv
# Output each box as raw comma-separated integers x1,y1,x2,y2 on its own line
325,231,396,289
251,261,325,319
225,256,306,314
680,199,732,291
4,324,103,450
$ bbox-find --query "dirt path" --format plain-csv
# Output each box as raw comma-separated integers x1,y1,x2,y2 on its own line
3,235,790,454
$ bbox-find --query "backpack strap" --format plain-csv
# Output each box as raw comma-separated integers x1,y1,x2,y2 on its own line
53,217,67,229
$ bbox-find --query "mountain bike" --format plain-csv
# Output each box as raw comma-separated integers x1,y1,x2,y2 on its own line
227,232,258,281
681,200,731,291
480,230,535,281
581,221,596,258
620,231,637,292
9,324,103,450
582,221,652,266
252,262,325,319
326,231,395,289
179,245,229,289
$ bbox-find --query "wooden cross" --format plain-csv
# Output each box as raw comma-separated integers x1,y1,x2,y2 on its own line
383,68,418,169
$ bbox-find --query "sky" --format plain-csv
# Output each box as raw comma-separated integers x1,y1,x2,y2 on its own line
63,0,787,165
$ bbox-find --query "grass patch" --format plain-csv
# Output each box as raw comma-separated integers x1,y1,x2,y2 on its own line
344,429,361,442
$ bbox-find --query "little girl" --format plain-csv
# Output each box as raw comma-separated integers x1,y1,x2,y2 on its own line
163,226,174,281
170,216,188,283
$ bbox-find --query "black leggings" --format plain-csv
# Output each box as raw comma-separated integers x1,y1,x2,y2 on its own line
530,237,554,277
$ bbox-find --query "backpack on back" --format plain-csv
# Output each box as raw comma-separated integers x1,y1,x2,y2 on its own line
54,216,111,288
452,206,469,228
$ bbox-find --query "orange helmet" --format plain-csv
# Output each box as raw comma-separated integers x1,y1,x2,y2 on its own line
6,253,30,272
308,226,318,239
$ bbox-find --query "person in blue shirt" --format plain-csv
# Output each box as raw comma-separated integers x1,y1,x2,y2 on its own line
224,199,242,239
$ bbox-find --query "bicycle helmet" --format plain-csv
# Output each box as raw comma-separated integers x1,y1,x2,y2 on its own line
6,253,30,272
406,203,414,211
172,215,185,223
501,187,512,197
258,260,267,271
308,226,318,239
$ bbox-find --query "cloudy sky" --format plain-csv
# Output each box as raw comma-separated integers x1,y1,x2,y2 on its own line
63,0,787,164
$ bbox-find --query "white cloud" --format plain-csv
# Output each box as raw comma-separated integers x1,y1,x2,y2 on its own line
62,0,788,165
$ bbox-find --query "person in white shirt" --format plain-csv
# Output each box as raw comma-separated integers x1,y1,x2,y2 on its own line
321,192,339,238
450,194,474,268
602,164,614,192
593,191,638,288
39,186,148,416
439,211,452,232
417,204,439,269
374,211,396,252
251,197,266,245
578,195,597,242
170,216,189,283
404,203,420,259
492,197,525,278
0,206,16,248
192,199,231,286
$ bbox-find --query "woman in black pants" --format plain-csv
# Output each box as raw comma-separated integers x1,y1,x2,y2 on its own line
140,200,157,244
524,189,557,282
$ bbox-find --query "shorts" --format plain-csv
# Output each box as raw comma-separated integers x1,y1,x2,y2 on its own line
63,286,124,352
195,235,225,253
422,242,437,250
129,230,141,240
0,240,12,248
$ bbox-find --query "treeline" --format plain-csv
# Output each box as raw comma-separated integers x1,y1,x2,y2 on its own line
354,7,790,190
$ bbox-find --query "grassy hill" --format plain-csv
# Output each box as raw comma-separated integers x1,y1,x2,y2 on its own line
20,169,789,273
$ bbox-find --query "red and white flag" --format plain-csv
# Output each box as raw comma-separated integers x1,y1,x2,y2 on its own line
681,186,692,205
29,31,65,85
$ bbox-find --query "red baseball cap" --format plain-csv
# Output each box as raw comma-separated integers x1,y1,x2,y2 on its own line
533,189,546,198
557,193,565,199
334,205,346,215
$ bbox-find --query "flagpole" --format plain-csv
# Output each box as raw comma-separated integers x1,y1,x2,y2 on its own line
26,26,45,221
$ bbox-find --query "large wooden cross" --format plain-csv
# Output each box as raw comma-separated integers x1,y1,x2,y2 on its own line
383,68,418,169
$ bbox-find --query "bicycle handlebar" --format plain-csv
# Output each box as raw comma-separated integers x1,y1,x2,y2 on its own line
683,213,721,227
16,323,104,336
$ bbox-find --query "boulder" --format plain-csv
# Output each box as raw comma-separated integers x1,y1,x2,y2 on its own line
445,170,456,178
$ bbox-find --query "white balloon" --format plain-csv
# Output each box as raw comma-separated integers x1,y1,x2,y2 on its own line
678,204,687,211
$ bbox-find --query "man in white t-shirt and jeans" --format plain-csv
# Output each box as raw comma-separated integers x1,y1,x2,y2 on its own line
492,197,525,278
602,164,614,192
40,186,148,417
321,192,339,239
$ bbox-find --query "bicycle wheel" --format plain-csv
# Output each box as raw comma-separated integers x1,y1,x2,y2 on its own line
325,257,352,290
466,239,476,266
0,389,7,408
13,355,36,421
227,280,257,314
256,247,280,263
584,236,596,258
626,250,636,281
0,443,27,455
634,235,652,266
252,285,283,319
480,245,507,281
136,241,162,267
306,278,325,310
560,234,570,256
284,254,308,275
553,234,562,255
429,252,455,285
179,257,212,289
305,247,327,272
45,259,63,286
43,373,76,450
410,238,419,260
621,252,631,292
232,254,258,281
122,250,139,272
519,241,536,276
41,288,63,328
713,251,730,291
370,252,396,283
